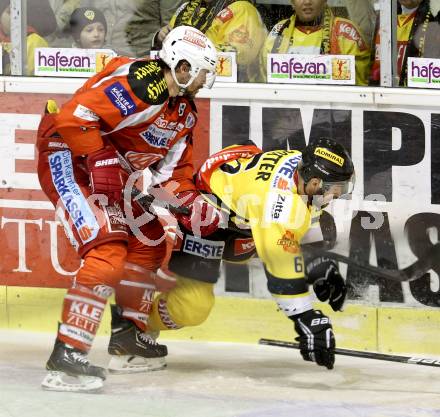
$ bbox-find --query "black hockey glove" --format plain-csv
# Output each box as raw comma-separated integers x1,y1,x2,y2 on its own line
292,309,335,370
306,257,346,311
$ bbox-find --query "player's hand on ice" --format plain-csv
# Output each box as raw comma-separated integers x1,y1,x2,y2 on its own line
306,257,346,311
86,147,125,205
175,191,222,237
292,309,335,370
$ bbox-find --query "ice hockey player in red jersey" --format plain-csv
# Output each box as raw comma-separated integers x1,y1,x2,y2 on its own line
36,25,217,392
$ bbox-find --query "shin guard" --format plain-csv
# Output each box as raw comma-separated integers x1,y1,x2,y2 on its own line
58,285,109,352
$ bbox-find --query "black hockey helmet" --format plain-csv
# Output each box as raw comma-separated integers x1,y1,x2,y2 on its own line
298,138,355,196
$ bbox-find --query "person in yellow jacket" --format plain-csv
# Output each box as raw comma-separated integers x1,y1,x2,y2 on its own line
155,0,267,82
258,0,371,85
0,0,54,75
146,138,355,371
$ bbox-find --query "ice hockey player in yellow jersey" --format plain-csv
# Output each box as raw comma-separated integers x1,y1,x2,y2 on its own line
148,138,355,371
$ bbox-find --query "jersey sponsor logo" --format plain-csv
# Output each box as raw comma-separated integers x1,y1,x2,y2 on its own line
336,21,367,51
73,104,100,122
94,158,119,167
217,7,233,23
185,112,196,128
49,151,99,244
125,151,163,170
183,235,225,259
234,238,256,256
128,60,169,104
314,147,344,166
147,77,168,103
272,176,290,190
277,230,300,253
48,141,68,149
132,61,161,81
265,191,293,223
153,115,183,131
183,28,207,49
104,82,137,116
139,124,176,148
274,154,302,182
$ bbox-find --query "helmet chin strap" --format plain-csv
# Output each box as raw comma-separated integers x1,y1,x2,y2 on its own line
171,67,197,96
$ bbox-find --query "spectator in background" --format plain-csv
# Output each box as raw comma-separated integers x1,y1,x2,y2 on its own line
344,0,376,48
125,0,184,56
258,0,371,85
370,0,440,86
47,0,81,47
155,0,267,82
78,1,181,57
69,7,107,49
0,0,56,75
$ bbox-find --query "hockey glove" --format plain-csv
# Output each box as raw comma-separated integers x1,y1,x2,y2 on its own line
306,257,346,312
175,191,221,237
292,309,335,370
86,147,125,205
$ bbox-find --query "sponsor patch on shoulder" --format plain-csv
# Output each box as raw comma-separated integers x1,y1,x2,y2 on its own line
73,104,100,121
104,81,137,116
128,60,169,104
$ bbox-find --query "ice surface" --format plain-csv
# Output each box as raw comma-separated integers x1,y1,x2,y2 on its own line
0,330,439,417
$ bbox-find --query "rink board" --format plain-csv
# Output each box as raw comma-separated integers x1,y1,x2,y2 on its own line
1,285,440,356
0,80,440,356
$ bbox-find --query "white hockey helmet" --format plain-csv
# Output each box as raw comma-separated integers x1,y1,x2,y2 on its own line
159,25,218,91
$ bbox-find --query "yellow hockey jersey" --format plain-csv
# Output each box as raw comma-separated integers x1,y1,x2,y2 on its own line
259,11,371,85
198,146,320,316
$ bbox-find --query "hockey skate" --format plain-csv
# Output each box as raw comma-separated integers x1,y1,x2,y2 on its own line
41,339,106,392
107,305,168,373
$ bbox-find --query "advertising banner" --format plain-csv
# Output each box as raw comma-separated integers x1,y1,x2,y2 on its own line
0,91,439,311
210,98,440,308
407,57,440,89
216,52,237,83
267,53,356,85
34,48,117,77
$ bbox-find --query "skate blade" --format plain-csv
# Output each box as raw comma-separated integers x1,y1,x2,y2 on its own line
108,355,167,374
41,371,104,392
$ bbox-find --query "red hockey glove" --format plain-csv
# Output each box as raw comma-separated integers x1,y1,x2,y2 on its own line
86,147,125,205
175,191,221,237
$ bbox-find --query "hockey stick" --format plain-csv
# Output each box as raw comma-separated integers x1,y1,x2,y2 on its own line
258,338,440,368
131,188,439,283
130,187,190,215
303,243,440,283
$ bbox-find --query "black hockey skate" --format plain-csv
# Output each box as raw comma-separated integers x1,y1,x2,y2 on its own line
41,339,106,392
107,304,168,373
